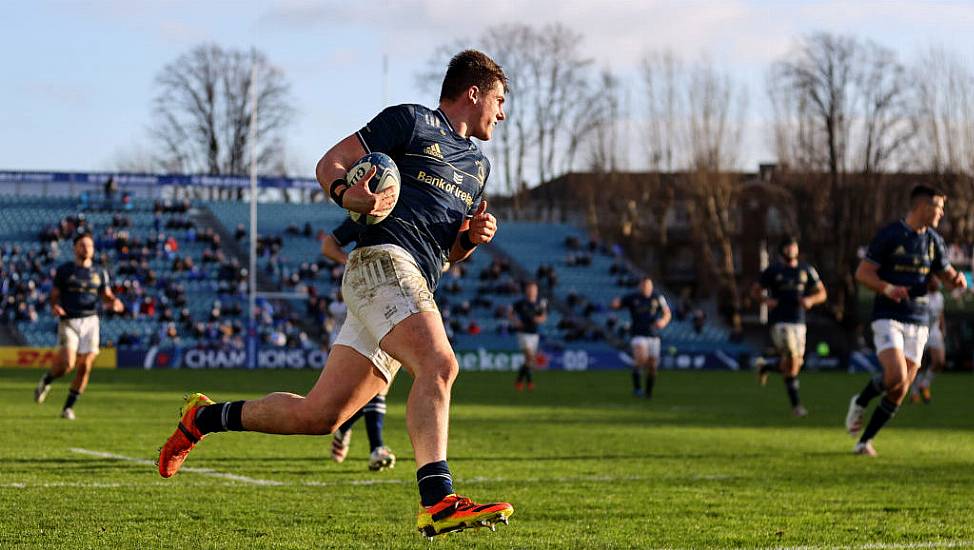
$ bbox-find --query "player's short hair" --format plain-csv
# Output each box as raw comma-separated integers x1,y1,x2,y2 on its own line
910,184,945,204
778,235,799,254
439,50,508,103
640,275,653,284
73,231,93,244
523,280,538,290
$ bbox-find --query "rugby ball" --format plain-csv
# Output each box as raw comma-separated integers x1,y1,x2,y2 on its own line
346,152,400,225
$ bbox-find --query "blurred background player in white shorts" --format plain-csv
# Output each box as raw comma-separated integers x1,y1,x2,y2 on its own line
34,232,123,420
612,276,671,399
752,236,827,417
847,185,967,456
510,280,547,391
911,278,946,404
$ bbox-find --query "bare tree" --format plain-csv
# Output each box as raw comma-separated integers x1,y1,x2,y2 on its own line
419,25,603,220
768,32,917,327
852,41,915,175
151,44,294,176
909,47,974,176
640,52,748,315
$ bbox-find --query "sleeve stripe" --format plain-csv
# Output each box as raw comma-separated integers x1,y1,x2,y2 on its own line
355,131,371,153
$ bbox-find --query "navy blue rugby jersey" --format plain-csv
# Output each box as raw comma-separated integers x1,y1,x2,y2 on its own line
621,291,668,337
512,298,547,335
54,262,109,319
758,261,821,324
865,220,950,325
331,218,361,248
355,104,489,290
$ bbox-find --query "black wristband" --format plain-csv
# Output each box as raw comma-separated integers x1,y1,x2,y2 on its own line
329,178,348,206
459,231,476,251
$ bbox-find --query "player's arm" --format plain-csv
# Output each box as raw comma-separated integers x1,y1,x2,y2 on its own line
315,135,395,216
935,265,967,291
508,306,522,330
321,234,348,265
100,284,125,313
855,260,909,302
802,282,827,310
449,200,495,263
655,301,672,330
754,271,777,308
534,300,548,324
50,287,66,318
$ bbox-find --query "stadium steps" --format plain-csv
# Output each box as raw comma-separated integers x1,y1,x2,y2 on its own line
198,202,323,341
0,323,26,346
481,243,628,350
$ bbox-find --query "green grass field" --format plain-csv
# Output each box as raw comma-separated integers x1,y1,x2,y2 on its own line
1,367,972,549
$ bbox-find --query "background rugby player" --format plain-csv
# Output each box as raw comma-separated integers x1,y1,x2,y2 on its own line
34,232,123,420
753,236,827,417
847,185,967,456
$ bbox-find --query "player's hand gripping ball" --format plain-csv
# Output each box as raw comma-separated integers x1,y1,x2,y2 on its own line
345,152,400,225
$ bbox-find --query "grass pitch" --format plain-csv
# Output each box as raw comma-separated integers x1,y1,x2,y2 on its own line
1,367,972,549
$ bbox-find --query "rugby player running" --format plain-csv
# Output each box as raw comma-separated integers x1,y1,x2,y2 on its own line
158,50,513,537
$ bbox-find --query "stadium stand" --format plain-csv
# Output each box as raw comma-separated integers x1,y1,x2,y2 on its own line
1,191,748,361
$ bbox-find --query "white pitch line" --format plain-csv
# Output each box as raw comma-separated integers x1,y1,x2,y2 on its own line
69,448,284,486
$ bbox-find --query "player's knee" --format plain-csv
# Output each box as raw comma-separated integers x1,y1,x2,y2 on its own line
423,353,458,387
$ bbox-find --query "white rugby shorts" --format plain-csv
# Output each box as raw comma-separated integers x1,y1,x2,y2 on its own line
57,315,100,355
630,336,661,361
926,325,945,351
516,332,540,356
871,319,928,365
334,244,438,382
771,323,806,358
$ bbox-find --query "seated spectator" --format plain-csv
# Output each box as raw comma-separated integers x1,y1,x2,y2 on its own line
692,308,706,334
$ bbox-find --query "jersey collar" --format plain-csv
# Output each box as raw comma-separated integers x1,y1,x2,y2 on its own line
436,108,470,142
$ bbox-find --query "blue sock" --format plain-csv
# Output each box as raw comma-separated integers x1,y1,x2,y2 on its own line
337,408,364,437
63,389,81,410
860,398,898,443
417,460,454,506
195,401,246,434
784,376,800,407
855,376,884,407
363,395,386,451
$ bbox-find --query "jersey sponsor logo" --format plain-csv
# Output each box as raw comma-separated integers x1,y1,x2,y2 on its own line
475,160,486,183
416,170,474,207
893,246,907,256
424,113,441,128
423,143,444,160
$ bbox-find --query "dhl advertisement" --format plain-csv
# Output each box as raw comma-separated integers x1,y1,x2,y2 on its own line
0,347,116,369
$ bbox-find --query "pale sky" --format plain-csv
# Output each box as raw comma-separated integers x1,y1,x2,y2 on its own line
2,0,972,180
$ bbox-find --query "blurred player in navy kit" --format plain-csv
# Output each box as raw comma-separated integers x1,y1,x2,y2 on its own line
34,233,124,419
159,50,513,538
612,276,671,399
752,236,827,417
321,217,396,472
510,281,547,391
846,185,967,456
910,277,946,404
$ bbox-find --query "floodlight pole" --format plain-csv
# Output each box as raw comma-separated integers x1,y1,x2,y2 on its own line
247,58,259,369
